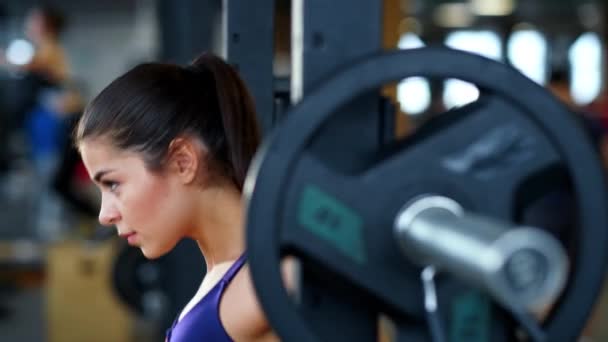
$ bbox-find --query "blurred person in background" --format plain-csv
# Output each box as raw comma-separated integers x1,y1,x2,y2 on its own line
21,5,69,83
1,5,85,240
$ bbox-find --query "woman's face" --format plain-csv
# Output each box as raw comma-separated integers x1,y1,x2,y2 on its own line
80,138,192,259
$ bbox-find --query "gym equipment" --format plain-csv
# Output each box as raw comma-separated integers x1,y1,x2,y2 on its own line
395,195,566,314
112,241,168,320
111,239,205,331
223,0,275,134
245,47,608,341
47,240,134,342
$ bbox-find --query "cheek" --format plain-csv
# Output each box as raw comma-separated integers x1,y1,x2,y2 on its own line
126,177,189,236
123,177,172,226
126,178,191,259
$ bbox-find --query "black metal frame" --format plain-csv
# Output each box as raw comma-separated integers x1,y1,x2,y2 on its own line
222,0,276,135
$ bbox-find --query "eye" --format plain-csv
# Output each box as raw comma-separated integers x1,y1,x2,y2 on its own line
102,180,119,192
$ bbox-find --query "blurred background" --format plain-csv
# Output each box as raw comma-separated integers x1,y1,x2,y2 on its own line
0,0,606,341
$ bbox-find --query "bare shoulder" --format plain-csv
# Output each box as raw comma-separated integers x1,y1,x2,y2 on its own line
220,258,297,342
219,265,277,341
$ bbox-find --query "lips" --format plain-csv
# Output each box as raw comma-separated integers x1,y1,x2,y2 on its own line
119,232,138,245
119,232,136,239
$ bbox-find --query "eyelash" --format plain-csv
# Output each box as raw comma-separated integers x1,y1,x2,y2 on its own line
102,181,119,192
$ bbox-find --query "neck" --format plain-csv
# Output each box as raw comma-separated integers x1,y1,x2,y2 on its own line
189,183,245,271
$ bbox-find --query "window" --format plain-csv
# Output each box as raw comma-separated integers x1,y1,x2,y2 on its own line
569,32,603,105
443,30,502,109
507,29,548,85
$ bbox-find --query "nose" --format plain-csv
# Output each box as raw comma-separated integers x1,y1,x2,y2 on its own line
98,194,120,227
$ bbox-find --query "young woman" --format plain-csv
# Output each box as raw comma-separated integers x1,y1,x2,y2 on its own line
76,52,280,341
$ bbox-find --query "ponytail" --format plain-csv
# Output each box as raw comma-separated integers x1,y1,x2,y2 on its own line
188,53,261,190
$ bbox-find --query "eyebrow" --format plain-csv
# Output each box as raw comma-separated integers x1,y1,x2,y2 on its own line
93,169,114,183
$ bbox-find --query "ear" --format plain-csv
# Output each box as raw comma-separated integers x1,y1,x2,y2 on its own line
166,137,206,184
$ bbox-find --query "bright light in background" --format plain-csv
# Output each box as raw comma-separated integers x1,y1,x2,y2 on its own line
507,29,548,84
569,32,603,105
445,30,502,62
470,0,515,16
433,3,473,28
6,39,34,66
398,31,425,50
398,76,431,115
397,33,431,115
443,30,502,109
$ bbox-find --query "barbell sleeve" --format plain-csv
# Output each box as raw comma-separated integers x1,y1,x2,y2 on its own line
394,195,568,313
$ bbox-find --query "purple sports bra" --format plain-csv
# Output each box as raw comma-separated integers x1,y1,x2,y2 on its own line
166,253,247,342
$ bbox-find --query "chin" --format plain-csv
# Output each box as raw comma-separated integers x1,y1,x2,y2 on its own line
139,244,173,260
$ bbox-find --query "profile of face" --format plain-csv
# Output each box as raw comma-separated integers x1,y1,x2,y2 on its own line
80,137,199,259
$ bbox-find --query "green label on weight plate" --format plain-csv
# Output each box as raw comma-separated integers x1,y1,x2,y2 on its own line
450,290,491,342
297,185,366,265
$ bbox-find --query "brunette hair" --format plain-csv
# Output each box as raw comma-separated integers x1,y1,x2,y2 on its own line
75,52,261,190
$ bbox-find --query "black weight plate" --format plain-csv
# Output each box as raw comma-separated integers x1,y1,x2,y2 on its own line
245,47,608,341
